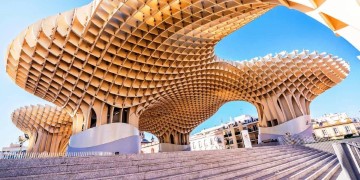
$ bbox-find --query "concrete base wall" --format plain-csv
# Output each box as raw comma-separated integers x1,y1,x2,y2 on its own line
258,115,313,143
68,123,140,154
159,143,190,152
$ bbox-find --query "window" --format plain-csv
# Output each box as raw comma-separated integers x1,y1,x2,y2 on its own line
210,138,213,145
333,128,339,135
216,137,222,143
322,129,328,137
253,125,258,131
345,126,351,134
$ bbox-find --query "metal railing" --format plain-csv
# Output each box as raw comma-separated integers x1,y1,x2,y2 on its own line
346,142,360,168
0,151,114,160
333,141,360,179
278,135,360,154
277,134,360,179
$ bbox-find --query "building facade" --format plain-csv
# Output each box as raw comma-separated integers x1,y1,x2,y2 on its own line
190,126,225,151
190,115,259,151
352,118,360,134
141,142,160,154
5,0,351,153
313,113,359,139
2,143,27,153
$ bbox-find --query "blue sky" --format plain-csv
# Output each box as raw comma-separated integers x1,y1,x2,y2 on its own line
0,1,359,147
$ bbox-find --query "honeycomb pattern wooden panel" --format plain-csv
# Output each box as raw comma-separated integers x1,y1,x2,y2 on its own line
11,105,72,152
139,51,349,138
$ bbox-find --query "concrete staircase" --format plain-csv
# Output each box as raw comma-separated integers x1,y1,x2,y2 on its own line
0,145,342,180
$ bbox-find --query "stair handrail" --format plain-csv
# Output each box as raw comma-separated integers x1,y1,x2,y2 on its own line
345,142,360,149
332,141,360,180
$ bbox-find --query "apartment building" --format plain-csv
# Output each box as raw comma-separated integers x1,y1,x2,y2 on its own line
190,115,259,151
313,113,359,139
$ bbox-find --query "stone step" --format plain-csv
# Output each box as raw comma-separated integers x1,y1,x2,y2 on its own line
24,148,311,180
255,154,332,179
283,155,337,179
316,162,341,180
202,150,324,180
0,147,307,179
0,149,288,177
0,146,341,180
11,148,310,179
234,151,327,180
328,166,342,180
0,145,292,169
140,148,318,180
0,146,298,178
301,157,338,180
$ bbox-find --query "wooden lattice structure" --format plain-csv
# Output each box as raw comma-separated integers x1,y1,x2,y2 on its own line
11,105,72,152
6,0,349,145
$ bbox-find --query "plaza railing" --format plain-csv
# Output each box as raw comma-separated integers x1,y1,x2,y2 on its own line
277,134,360,154
0,151,114,160
278,134,360,179
332,141,360,179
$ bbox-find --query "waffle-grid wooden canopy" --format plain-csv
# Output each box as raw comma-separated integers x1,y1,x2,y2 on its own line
11,105,72,152
5,0,349,142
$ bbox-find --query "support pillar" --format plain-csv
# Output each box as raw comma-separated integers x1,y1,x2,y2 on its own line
72,113,84,134
157,132,191,152
255,93,313,143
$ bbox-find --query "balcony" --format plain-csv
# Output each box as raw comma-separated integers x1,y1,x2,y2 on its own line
225,140,234,145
